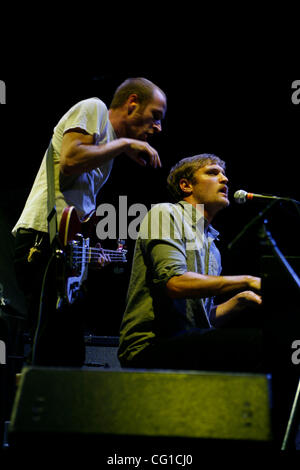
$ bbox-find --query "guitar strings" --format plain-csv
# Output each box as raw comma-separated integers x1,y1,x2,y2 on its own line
70,259,126,265
70,247,127,255
70,248,126,263
66,245,127,266
71,250,126,257
71,253,126,259
71,255,125,261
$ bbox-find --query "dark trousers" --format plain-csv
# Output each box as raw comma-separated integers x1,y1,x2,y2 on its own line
122,327,265,372
13,229,85,367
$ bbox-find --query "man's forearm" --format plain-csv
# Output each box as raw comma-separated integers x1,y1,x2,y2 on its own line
60,137,128,175
60,132,161,175
166,271,261,299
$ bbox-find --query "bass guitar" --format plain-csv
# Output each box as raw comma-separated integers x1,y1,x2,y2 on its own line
56,206,127,306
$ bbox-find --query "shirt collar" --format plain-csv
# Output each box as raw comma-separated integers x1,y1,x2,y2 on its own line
177,200,220,241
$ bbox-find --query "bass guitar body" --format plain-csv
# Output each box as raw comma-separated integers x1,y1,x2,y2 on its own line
56,206,127,307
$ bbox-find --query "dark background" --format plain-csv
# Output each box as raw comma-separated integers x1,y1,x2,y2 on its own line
0,72,299,334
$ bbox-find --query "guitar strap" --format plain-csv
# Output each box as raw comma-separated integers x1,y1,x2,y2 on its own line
31,140,60,363
46,139,58,246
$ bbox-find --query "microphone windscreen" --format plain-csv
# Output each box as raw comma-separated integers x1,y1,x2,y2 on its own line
234,190,247,204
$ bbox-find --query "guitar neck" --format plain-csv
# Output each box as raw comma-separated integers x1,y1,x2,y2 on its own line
82,246,127,264
98,248,126,262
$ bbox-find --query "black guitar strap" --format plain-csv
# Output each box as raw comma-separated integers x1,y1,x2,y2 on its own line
32,140,60,364
46,139,58,246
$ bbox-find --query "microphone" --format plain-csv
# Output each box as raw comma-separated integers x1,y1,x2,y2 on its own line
234,189,282,204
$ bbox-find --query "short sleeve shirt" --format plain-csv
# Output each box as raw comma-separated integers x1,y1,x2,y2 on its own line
12,98,116,234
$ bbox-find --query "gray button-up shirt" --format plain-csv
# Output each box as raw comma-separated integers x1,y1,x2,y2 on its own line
118,200,222,363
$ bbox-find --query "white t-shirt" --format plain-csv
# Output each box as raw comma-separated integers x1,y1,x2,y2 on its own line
12,98,116,235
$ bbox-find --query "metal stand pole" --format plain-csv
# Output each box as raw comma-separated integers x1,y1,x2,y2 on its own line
281,378,300,450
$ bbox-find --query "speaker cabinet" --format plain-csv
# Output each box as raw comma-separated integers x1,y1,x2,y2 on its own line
8,366,273,452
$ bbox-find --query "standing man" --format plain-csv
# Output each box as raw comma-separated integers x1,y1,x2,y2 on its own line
13,77,167,366
118,154,263,372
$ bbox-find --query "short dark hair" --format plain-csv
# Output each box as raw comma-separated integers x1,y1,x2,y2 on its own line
110,77,166,109
167,154,226,202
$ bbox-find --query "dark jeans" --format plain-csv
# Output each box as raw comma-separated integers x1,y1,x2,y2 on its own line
14,229,85,367
122,327,265,372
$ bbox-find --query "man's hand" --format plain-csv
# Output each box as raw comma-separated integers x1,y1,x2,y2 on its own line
246,276,261,292
229,290,262,310
122,138,162,168
213,290,262,327
95,243,111,269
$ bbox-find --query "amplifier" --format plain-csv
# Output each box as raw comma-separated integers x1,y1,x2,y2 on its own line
8,366,273,451
84,335,120,369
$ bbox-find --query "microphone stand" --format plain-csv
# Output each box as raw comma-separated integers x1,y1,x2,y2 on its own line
260,220,300,291
227,198,300,449
281,379,300,450
228,197,300,252
227,199,279,251
260,219,300,451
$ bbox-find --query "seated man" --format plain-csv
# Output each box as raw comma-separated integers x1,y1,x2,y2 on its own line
118,154,264,372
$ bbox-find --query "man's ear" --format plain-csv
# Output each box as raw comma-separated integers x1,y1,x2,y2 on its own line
179,178,193,195
127,93,139,115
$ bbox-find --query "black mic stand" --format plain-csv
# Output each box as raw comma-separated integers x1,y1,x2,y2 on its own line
259,219,300,451
228,197,300,252
281,379,300,450
259,221,300,450
227,198,300,449
227,199,278,251
259,220,300,291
